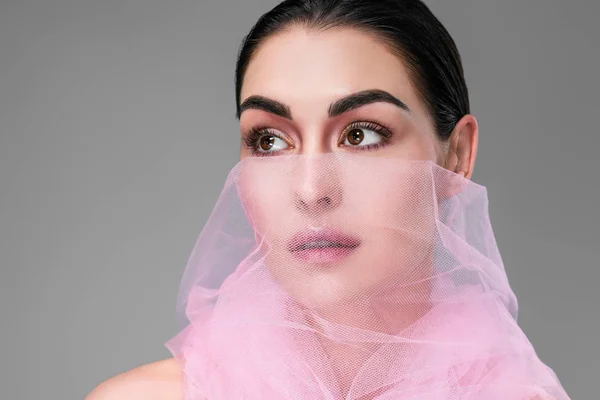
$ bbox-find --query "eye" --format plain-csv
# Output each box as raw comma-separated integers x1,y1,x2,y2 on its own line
256,135,289,153
243,121,392,157
243,127,291,156
343,128,380,146
341,121,392,149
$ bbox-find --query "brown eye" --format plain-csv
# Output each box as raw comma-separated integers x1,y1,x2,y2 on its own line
342,125,385,148
255,133,289,154
243,127,290,156
259,136,276,151
346,128,365,145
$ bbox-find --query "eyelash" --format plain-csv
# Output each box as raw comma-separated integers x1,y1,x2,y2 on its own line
242,121,393,157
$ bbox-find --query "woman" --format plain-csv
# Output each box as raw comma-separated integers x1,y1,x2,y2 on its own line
86,0,570,399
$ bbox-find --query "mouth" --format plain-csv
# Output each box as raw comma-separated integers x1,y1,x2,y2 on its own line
287,227,361,263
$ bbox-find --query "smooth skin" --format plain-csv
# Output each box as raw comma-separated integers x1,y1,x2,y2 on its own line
86,25,478,400
85,357,182,399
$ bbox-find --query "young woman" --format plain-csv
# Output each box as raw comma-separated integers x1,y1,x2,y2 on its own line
86,1,569,399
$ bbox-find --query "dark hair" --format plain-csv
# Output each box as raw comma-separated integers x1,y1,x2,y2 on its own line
234,0,470,141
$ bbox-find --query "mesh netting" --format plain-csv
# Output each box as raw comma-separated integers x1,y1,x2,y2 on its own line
165,152,569,400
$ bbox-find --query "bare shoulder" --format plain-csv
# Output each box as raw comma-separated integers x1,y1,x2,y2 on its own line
85,357,183,400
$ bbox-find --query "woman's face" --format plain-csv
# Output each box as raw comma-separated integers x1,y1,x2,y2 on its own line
237,27,446,315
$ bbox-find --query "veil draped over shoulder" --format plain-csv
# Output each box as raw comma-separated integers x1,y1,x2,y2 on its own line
165,152,569,400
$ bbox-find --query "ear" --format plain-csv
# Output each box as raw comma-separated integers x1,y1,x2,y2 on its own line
443,114,479,180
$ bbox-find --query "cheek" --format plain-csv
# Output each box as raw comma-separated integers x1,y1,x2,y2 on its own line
353,163,437,280
238,161,286,238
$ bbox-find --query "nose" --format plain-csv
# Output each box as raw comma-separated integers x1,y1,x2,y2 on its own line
292,154,343,216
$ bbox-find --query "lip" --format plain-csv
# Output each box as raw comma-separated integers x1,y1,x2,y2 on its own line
287,227,361,264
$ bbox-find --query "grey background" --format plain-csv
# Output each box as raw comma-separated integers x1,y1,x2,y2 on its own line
1,0,597,398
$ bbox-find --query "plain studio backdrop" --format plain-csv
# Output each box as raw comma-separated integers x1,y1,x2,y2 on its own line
0,1,598,399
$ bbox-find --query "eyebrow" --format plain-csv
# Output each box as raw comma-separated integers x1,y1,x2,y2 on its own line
237,89,410,120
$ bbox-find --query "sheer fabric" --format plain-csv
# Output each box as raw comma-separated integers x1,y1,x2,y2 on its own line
166,152,569,399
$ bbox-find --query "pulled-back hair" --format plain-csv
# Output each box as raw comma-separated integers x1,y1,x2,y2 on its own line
235,0,470,141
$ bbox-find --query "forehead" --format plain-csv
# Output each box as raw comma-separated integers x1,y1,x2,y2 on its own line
241,27,424,115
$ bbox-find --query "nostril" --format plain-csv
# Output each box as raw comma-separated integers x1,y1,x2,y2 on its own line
318,197,331,206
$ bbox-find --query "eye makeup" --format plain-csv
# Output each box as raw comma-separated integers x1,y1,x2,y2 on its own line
241,120,394,157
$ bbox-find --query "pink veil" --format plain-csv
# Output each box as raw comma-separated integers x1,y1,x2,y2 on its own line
165,152,570,399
